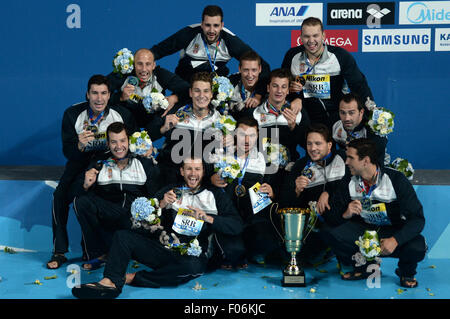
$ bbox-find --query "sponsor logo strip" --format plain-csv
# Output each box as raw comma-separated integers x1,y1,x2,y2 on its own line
399,1,450,25
435,28,450,51
291,30,359,52
327,2,395,26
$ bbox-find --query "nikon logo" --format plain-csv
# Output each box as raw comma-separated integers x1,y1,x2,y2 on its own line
330,9,363,19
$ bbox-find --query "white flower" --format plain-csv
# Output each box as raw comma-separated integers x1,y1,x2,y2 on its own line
129,144,136,153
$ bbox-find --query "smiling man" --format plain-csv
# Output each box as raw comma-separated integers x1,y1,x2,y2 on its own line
72,155,242,299
282,17,374,130
332,92,388,166
280,123,347,265
150,5,270,83
322,138,426,289
47,75,136,270
146,72,226,185
107,48,190,127
72,122,160,271
251,68,310,163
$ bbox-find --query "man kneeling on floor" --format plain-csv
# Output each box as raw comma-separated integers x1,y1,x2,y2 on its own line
322,138,426,288
72,155,243,299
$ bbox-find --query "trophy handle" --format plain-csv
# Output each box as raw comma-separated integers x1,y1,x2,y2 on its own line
270,202,285,242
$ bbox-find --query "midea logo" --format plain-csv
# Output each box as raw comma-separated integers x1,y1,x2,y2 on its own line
407,2,450,24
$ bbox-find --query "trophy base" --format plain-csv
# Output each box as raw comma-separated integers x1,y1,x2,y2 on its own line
282,270,306,287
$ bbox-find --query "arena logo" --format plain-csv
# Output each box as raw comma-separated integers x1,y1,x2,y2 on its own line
399,1,450,25
327,2,395,27
435,28,450,51
291,30,359,52
362,29,431,52
66,4,81,29
256,3,323,26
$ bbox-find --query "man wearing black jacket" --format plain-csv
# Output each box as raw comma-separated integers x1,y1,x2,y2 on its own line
332,92,388,166
150,5,270,82
282,17,373,130
107,48,190,128
47,75,136,269
280,123,347,264
72,156,243,299
73,122,160,270
321,138,426,288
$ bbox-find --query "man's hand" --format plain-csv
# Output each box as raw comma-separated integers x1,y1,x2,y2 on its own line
295,176,310,196
142,146,154,159
78,129,95,151
343,200,362,219
281,107,297,131
162,95,179,117
187,206,214,224
159,231,180,246
211,173,227,188
120,84,135,101
83,168,99,190
259,183,274,199
160,189,177,209
289,81,303,94
380,237,398,256
245,94,262,108
317,191,330,215
160,114,179,134
290,98,302,115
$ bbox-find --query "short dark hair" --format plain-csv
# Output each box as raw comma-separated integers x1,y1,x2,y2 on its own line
340,92,364,111
269,68,292,83
347,138,378,165
306,123,332,143
301,17,324,32
87,74,110,93
239,50,261,67
190,71,213,88
236,116,259,134
202,5,223,21
106,122,129,142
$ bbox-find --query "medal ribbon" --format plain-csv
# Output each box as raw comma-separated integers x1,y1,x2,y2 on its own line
240,82,255,101
88,108,105,126
358,168,379,204
202,37,221,73
236,156,250,188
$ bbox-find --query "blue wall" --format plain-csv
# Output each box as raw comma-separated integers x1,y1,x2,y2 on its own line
0,0,449,168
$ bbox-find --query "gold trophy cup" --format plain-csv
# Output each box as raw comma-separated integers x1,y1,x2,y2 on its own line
278,207,310,287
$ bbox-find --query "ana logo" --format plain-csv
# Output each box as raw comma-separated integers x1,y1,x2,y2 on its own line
400,1,450,25
256,3,324,26
291,29,358,52
270,6,308,17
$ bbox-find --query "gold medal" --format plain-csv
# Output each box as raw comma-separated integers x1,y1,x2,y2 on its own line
235,184,246,197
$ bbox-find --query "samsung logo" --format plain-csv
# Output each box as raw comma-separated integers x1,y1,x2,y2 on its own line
362,29,431,52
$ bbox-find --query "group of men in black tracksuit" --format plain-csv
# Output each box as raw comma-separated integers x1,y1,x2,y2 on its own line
46,5,426,299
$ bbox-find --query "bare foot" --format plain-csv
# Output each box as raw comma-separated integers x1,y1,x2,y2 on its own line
125,273,136,285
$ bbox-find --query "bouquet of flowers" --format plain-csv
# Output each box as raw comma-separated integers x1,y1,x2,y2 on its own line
389,157,414,180
211,75,234,114
212,114,236,135
365,98,394,137
307,201,320,233
130,197,162,230
166,238,202,257
129,130,152,155
353,230,382,266
213,156,242,184
143,91,170,113
262,138,290,168
112,48,134,76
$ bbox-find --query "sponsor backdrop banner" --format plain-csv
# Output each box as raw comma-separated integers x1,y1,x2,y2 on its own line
0,0,449,169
